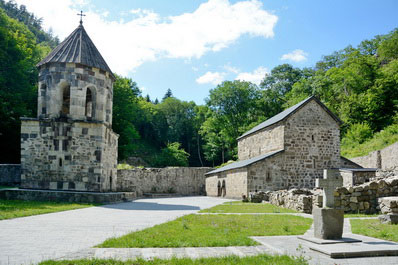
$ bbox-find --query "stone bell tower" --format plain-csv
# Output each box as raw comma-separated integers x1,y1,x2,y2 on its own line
20,18,118,192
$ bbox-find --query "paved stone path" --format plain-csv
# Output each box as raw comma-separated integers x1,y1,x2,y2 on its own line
0,196,232,265
2,197,398,265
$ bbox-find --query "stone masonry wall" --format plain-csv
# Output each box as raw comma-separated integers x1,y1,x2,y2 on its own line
238,123,284,160
205,168,248,199
247,152,287,191
38,62,113,127
334,176,398,213
118,167,212,196
351,142,398,170
21,120,118,192
0,164,21,186
283,100,341,187
267,189,315,214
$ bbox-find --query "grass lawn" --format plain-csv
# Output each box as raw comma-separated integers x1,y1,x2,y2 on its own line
0,185,15,190
350,219,398,242
0,200,96,220
98,214,312,248
39,254,308,265
199,202,297,213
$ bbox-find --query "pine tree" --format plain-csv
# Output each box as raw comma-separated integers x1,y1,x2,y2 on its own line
162,88,173,101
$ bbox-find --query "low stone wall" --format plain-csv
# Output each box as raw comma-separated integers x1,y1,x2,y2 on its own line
267,189,315,214
250,175,398,214
117,167,212,197
351,142,398,170
334,176,398,213
0,164,21,186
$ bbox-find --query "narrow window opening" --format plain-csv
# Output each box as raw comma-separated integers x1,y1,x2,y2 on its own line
311,135,314,142
40,84,47,115
266,171,272,182
106,93,111,122
85,88,93,118
59,158,63,167
313,158,316,169
110,171,113,191
61,85,70,116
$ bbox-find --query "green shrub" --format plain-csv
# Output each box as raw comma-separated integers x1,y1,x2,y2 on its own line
154,142,190,167
343,123,373,144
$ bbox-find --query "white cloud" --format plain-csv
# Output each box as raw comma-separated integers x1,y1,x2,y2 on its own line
192,66,199,72
235,66,268,85
224,64,240,74
13,0,278,75
196,71,226,85
280,49,308,62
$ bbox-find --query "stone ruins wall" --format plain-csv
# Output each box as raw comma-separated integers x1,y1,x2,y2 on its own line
0,164,21,186
237,123,284,160
334,176,398,213
267,189,315,214
264,176,398,214
118,167,212,197
283,100,341,186
351,142,398,170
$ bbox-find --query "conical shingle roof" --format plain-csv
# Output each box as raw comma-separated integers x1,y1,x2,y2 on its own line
37,24,113,76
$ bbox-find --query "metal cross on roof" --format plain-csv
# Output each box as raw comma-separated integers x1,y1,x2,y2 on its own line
77,10,86,25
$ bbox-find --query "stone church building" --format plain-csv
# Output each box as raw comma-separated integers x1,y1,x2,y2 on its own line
20,21,118,192
205,96,359,199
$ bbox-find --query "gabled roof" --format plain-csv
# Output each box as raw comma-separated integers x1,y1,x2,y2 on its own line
237,96,342,140
205,149,284,176
37,24,113,77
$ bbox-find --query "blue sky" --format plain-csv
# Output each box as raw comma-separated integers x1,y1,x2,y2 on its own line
14,0,398,104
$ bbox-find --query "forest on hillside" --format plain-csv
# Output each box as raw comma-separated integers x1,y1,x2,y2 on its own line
1,2,397,167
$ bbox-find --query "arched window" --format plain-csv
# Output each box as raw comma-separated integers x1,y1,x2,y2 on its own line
85,87,95,119
61,84,70,116
40,84,47,115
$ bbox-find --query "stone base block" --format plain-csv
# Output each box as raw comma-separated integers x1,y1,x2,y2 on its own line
313,207,344,240
0,189,136,204
379,214,398,224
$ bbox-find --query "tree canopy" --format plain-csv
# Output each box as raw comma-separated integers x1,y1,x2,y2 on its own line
1,3,397,167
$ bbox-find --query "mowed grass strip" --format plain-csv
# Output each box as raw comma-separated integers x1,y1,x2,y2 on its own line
0,200,96,220
98,214,312,248
351,219,398,242
39,254,308,265
199,202,297,213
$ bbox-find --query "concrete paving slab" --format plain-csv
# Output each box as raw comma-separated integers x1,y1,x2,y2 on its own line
298,235,362,244
0,196,232,265
309,233,398,258
252,235,398,265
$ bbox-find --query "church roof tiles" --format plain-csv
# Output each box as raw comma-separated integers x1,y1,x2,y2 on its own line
205,149,284,175
37,24,113,77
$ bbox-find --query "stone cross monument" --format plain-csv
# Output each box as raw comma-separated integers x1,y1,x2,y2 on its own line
313,169,344,239
316,169,343,208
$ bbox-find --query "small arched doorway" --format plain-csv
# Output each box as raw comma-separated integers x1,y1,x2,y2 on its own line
222,180,226,197
217,181,222,196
